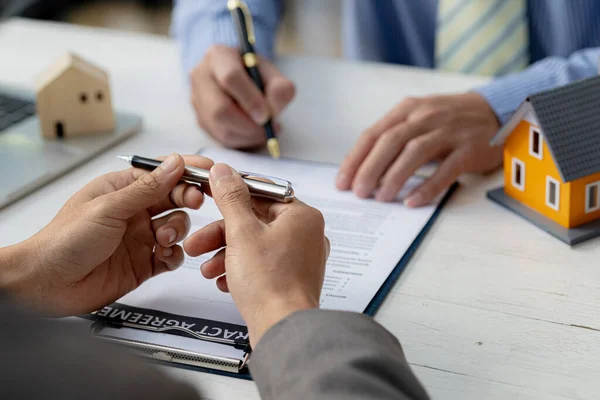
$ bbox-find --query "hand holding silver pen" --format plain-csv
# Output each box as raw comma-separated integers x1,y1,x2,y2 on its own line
118,155,294,203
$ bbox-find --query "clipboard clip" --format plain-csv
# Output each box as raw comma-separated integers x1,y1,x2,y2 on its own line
90,319,253,369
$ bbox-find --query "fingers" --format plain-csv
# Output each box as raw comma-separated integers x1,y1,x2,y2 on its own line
184,220,226,257
152,210,191,248
209,47,271,125
404,149,465,208
182,198,301,260
209,164,259,231
336,98,420,191
150,183,204,216
189,46,295,149
376,131,450,202
198,247,229,294
128,155,214,180
84,155,210,200
263,198,309,223
216,275,230,293
140,155,213,216
259,58,296,116
178,184,205,210
98,153,185,220
191,190,295,226
200,248,226,279
351,122,424,198
251,197,275,222
153,245,185,275
191,60,264,148
247,196,311,226
335,130,379,191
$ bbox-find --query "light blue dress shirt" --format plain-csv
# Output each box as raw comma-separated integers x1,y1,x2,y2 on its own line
172,0,600,123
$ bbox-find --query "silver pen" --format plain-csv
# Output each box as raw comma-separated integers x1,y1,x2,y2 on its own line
118,155,294,203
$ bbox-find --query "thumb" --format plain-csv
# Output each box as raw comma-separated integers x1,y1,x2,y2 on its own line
209,163,256,227
105,153,185,219
259,59,296,116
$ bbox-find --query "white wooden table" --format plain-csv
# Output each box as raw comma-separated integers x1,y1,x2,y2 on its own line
1,18,599,400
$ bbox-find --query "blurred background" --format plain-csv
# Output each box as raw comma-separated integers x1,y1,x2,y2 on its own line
1,0,343,57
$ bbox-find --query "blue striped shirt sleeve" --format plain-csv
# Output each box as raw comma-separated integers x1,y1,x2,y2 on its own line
475,47,600,124
171,0,283,75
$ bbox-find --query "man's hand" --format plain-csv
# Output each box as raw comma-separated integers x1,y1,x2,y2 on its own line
336,92,501,206
1,154,214,317
184,164,329,347
190,45,296,148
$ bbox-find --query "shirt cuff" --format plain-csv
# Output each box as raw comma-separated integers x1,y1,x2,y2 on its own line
176,13,277,76
473,68,558,124
474,53,600,124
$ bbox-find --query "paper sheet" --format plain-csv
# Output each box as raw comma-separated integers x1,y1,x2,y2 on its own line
102,148,442,358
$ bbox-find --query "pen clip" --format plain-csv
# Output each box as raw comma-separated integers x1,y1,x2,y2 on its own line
239,171,292,189
227,0,256,44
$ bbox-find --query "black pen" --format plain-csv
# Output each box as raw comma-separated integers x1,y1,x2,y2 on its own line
227,0,281,159
118,155,294,202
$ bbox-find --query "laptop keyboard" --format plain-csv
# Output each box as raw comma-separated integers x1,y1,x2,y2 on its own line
0,93,36,132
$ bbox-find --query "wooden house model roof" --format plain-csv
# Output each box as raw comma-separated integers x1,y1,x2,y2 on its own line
491,76,600,183
35,53,108,93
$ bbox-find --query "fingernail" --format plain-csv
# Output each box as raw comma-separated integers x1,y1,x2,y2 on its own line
162,247,173,257
210,164,233,184
404,192,424,208
354,184,371,199
167,260,181,271
165,228,177,245
250,107,269,125
160,153,179,173
336,173,348,188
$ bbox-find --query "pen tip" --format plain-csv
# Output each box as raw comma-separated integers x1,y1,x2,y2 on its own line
267,138,281,159
117,155,132,163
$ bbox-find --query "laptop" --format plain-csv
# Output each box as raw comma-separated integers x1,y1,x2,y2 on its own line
0,84,142,209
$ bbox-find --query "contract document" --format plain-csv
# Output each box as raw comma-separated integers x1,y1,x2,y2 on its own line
89,148,450,374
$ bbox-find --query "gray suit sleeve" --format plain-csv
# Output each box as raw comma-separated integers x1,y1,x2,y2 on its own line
0,296,200,400
250,309,430,400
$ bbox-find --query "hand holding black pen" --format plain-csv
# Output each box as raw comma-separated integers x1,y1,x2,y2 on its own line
227,0,281,159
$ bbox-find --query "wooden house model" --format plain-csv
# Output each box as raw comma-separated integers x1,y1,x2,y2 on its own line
35,53,115,139
487,76,600,245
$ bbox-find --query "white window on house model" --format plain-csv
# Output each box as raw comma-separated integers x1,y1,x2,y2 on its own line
585,181,600,213
511,158,525,191
529,126,543,159
545,176,560,211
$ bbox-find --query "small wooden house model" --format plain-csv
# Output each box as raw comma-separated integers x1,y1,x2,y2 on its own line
36,53,115,139
487,76,600,245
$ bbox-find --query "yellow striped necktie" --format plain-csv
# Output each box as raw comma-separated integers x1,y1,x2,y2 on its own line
435,0,529,76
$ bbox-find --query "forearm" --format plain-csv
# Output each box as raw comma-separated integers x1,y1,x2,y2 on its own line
0,239,43,306
171,0,283,74
475,47,600,123
251,310,430,400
